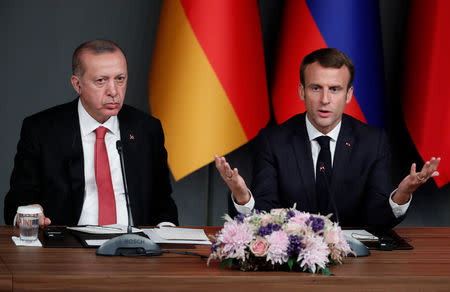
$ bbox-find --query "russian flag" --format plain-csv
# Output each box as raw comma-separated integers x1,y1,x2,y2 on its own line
149,0,270,180
271,0,386,128
402,0,449,187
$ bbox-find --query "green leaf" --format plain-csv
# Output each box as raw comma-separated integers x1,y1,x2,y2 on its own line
220,258,233,270
321,267,334,276
287,258,294,271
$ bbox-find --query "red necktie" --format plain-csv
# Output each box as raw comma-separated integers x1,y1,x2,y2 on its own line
94,126,117,225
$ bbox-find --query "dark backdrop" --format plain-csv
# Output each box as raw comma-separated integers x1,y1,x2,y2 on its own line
1,0,448,226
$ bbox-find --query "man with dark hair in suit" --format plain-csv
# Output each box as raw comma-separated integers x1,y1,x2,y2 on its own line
215,48,440,231
5,39,178,227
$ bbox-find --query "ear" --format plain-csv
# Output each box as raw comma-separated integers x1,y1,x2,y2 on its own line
346,86,353,104
71,75,82,95
299,84,305,101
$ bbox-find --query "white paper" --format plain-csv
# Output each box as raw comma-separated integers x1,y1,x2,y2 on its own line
343,229,378,241
143,228,211,245
153,227,209,241
67,224,141,234
12,236,42,247
85,239,109,247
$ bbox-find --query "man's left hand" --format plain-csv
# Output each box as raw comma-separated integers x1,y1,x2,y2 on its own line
393,157,441,205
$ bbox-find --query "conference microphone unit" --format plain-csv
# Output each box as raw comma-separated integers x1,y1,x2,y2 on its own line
96,140,162,257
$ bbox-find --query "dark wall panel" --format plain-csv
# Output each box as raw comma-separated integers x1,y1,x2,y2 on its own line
1,0,448,226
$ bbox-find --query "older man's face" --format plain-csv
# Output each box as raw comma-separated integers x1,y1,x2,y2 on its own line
71,50,127,123
299,61,353,134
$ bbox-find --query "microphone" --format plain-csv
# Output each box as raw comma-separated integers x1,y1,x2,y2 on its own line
318,162,339,223
318,162,370,257
96,140,162,256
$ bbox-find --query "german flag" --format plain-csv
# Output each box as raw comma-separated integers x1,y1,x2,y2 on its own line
149,0,269,180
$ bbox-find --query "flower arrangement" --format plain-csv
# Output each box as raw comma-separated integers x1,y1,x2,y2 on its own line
208,206,352,274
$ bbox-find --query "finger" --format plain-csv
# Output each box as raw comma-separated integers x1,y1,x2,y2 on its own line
431,171,440,178
38,213,46,227
44,217,51,226
410,163,416,176
429,157,441,171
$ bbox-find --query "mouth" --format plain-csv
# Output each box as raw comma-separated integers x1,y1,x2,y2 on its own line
104,102,120,110
318,109,332,118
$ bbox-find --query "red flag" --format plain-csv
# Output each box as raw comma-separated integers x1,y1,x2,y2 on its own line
403,0,450,187
149,0,269,180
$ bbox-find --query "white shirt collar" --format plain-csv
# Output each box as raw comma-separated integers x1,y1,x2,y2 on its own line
77,99,119,137
305,114,341,142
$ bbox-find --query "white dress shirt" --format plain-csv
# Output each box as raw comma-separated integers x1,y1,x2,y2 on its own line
233,116,410,218
77,100,130,226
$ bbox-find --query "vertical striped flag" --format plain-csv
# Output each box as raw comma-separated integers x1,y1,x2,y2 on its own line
402,0,450,187
149,0,270,180
271,0,385,127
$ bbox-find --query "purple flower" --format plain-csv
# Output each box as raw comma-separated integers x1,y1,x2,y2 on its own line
258,223,282,236
306,216,325,233
286,210,296,221
236,214,246,223
287,235,305,257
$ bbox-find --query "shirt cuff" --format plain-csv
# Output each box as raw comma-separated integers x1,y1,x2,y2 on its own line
389,188,412,218
157,222,176,227
231,189,255,215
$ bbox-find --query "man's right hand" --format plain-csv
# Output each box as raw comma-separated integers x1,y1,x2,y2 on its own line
214,155,251,205
16,204,51,228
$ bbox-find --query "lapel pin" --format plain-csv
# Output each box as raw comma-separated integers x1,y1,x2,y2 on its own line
345,142,351,147
129,134,135,140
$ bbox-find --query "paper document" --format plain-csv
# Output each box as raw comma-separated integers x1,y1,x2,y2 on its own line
343,230,378,241
143,228,211,245
67,224,142,234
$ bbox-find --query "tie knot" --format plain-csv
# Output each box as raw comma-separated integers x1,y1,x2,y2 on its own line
315,136,331,149
95,126,108,139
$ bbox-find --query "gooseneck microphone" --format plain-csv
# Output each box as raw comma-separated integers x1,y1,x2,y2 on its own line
318,162,339,223
116,140,132,234
96,140,162,256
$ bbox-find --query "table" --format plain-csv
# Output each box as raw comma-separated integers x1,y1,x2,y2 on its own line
0,227,449,291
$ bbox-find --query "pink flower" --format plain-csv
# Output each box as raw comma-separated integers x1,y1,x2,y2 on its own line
283,222,301,234
260,214,273,226
270,208,285,216
218,221,253,260
288,212,310,227
266,231,289,265
249,237,269,257
324,227,339,245
298,234,329,273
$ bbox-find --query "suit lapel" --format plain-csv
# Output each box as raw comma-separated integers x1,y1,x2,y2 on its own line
331,115,354,207
291,114,317,213
117,107,141,222
66,99,85,223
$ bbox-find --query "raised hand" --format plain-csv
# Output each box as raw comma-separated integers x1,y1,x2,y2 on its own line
394,157,441,204
214,155,251,205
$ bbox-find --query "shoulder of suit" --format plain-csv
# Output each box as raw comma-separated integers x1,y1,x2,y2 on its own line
119,104,161,125
342,114,385,137
259,113,305,137
23,98,77,124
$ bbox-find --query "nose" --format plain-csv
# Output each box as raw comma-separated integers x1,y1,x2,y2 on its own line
105,80,118,97
320,89,331,104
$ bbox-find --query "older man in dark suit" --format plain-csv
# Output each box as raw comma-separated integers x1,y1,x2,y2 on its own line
4,39,178,227
216,48,440,231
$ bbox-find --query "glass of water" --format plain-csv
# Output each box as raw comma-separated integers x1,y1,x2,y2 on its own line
17,206,41,242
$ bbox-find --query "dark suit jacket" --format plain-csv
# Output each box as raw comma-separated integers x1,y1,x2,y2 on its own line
4,99,178,226
249,113,403,231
